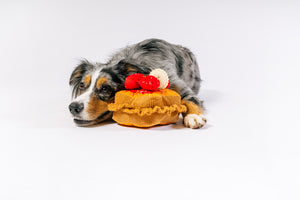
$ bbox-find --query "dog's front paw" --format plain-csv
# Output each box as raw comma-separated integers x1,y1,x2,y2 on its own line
184,114,207,129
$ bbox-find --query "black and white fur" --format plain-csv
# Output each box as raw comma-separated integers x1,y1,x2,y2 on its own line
69,38,206,128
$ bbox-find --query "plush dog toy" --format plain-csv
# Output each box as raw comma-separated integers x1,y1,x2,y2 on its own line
108,69,187,127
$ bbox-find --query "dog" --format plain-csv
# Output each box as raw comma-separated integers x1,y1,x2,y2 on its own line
69,38,206,128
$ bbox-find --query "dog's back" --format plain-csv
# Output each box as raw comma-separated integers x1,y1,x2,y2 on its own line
107,38,201,95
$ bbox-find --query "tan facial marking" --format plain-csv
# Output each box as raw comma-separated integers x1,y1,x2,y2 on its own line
86,94,109,119
76,75,91,96
96,77,108,89
125,64,137,73
84,75,91,87
181,100,204,116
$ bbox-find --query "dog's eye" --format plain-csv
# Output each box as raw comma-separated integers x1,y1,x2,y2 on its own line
100,85,111,93
79,82,85,90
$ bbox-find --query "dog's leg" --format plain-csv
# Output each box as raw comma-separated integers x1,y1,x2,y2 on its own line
172,80,207,129
181,99,206,129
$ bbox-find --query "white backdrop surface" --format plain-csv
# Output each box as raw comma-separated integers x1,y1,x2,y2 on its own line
0,0,299,199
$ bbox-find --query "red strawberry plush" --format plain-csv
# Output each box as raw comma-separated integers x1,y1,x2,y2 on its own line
138,75,160,91
125,73,144,89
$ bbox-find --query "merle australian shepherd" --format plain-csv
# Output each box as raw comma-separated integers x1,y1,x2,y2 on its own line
69,39,206,128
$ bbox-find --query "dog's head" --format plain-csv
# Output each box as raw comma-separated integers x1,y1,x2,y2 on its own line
68,60,124,126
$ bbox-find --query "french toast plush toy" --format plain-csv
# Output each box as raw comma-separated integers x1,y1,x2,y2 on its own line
108,69,187,127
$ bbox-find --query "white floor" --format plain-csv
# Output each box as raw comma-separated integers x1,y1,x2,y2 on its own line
1,1,299,199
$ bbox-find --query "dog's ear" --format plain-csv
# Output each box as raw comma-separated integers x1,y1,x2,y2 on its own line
69,60,94,97
69,60,93,86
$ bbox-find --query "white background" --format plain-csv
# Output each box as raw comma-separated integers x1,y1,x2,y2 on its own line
0,0,300,199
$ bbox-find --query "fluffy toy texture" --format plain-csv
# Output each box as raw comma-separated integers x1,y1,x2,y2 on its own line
150,68,169,89
125,74,161,91
108,69,187,127
124,73,144,89
138,75,160,91
108,89,187,127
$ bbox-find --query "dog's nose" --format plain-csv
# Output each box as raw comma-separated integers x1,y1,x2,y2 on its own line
69,102,84,115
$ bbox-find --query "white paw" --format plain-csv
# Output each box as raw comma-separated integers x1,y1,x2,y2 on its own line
184,114,207,129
